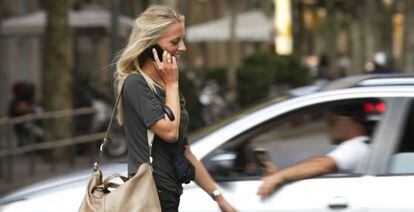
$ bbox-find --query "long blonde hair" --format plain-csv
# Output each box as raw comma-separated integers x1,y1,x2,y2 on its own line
114,5,184,125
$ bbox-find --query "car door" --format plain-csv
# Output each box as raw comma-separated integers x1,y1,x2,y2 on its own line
358,97,414,211
194,96,390,211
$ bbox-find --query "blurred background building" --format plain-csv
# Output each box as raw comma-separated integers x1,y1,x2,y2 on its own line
1,0,412,118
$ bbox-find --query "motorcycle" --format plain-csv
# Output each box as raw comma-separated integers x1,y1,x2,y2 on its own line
90,97,127,158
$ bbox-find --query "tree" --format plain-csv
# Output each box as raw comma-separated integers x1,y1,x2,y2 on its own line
227,0,238,110
292,0,306,57
43,0,73,162
0,0,7,117
403,0,414,72
325,0,338,77
350,0,365,73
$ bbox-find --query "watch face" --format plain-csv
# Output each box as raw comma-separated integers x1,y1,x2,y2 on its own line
211,190,222,201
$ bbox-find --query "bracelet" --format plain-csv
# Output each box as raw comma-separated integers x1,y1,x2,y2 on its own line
210,189,222,201
162,105,175,121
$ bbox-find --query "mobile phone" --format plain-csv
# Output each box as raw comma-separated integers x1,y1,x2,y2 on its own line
138,44,164,66
254,149,270,167
147,44,164,62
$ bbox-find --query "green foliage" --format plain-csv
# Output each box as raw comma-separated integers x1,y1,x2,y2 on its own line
182,52,310,131
239,52,281,106
237,52,310,106
204,67,227,85
179,74,204,132
206,52,311,106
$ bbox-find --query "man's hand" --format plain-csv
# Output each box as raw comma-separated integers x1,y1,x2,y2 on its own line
216,195,237,212
257,173,285,199
261,161,280,176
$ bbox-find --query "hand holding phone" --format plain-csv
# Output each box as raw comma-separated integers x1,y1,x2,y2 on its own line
149,44,164,62
138,44,164,66
254,149,279,175
140,43,178,86
254,149,271,167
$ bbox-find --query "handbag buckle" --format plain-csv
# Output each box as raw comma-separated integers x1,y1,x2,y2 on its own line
95,186,104,192
99,142,106,152
93,162,99,171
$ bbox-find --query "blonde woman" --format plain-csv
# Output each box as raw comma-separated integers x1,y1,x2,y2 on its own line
114,5,236,211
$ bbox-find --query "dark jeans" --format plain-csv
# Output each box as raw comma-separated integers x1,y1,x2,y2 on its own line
158,189,180,212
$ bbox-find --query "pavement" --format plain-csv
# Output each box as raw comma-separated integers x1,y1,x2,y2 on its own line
0,152,123,197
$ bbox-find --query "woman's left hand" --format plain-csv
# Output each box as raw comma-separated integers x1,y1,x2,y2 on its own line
216,195,237,212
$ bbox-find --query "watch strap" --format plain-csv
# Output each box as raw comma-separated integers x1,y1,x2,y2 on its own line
210,189,222,201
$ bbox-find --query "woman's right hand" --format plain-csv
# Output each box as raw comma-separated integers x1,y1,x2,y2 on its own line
150,48,181,142
152,49,179,86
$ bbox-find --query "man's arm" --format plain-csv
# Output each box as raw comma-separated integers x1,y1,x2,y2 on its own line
257,156,337,198
261,161,280,175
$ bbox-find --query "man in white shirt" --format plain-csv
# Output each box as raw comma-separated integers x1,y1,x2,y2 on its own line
257,104,370,198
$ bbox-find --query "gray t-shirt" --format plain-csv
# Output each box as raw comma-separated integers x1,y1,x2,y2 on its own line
122,73,189,195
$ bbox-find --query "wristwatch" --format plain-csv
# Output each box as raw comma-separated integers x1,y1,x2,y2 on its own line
210,189,222,201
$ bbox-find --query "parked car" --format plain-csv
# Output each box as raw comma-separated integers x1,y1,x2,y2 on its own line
1,74,414,211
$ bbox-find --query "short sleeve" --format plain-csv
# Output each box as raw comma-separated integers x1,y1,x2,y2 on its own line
123,74,164,128
327,140,369,172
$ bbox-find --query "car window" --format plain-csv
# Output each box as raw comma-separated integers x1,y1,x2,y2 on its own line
388,100,414,174
188,96,289,144
203,98,383,181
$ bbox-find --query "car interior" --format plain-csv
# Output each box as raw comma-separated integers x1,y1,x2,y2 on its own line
204,98,384,181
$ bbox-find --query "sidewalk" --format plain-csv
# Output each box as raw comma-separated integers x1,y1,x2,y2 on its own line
0,153,122,196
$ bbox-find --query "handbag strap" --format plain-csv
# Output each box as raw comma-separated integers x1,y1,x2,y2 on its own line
104,173,129,185
93,73,155,171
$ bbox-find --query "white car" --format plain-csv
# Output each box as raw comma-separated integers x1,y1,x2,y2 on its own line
2,74,414,211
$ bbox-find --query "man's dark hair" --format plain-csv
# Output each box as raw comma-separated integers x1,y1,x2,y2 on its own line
331,103,367,126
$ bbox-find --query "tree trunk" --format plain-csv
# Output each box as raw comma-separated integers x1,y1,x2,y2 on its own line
226,0,238,110
0,0,5,178
350,16,362,74
111,0,120,63
326,0,338,78
43,0,73,162
350,0,364,73
164,0,177,8
292,0,305,57
403,0,414,72
363,0,382,67
0,1,7,118
380,0,394,59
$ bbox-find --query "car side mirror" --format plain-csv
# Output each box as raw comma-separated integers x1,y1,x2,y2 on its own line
207,152,237,179
211,152,237,169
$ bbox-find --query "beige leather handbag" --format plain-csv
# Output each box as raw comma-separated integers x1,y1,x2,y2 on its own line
78,79,161,212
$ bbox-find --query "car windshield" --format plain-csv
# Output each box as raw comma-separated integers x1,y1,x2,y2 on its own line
187,95,290,144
